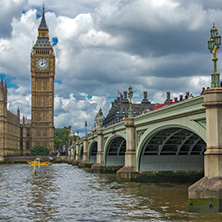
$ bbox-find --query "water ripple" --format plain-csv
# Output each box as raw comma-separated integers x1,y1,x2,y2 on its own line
0,164,222,221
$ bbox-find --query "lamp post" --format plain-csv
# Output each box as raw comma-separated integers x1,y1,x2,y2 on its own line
85,121,87,137
99,108,103,128
208,23,221,88
128,85,133,117
77,129,79,141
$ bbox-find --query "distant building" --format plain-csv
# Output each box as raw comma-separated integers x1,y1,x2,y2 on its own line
103,91,155,127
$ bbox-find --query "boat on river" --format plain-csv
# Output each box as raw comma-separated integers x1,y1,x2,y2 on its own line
27,157,49,166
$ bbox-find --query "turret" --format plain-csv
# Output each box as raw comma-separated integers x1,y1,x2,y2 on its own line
0,78,7,107
17,106,20,119
0,77,3,87
0,78,7,125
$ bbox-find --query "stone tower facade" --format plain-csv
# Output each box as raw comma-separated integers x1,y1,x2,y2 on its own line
0,79,7,161
0,78,21,161
30,6,55,151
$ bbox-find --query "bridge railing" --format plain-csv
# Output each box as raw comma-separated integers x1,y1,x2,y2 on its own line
84,95,204,142
102,121,125,136
134,95,204,127
87,132,97,140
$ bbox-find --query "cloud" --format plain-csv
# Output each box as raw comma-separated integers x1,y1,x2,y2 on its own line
0,0,26,37
0,0,222,133
0,9,37,82
54,92,108,132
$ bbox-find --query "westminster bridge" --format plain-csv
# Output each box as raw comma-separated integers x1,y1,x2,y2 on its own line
68,88,222,213
70,95,206,172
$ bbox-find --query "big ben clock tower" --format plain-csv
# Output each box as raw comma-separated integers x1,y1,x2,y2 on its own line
31,4,55,151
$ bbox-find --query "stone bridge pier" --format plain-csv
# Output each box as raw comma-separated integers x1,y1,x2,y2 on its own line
91,128,104,171
188,88,222,213
72,141,79,165
116,117,138,180
78,136,91,167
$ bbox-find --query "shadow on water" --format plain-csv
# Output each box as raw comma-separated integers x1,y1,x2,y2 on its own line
0,164,222,222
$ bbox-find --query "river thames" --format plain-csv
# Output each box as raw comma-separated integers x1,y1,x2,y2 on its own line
0,164,221,222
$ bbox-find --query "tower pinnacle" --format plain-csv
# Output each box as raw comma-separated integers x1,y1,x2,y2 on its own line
34,3,51,48
39,2,47,30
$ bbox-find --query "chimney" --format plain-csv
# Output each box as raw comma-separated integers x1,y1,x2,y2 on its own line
142,91,149,103
144,91,147,100
120,94,123,102
124,91,127,99
114,99,117,106
122,91,128,102
166,91,170,101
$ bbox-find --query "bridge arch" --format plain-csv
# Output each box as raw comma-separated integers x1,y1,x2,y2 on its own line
136,122,206,172
73,147,76,160
88,140,98,163
104,135,126,167
79,144,83,161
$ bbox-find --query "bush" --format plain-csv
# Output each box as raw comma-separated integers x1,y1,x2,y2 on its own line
31,145,50,155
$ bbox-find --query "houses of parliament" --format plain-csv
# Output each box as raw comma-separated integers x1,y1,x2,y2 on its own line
0,6,55,161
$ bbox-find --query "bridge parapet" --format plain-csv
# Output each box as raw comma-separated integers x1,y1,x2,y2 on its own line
102,121,125,135
135,95,204,127
87,132,97,143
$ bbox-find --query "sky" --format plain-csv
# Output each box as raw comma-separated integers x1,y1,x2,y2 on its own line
0,0,222,135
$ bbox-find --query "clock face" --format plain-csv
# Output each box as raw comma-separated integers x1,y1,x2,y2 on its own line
36,58,48,70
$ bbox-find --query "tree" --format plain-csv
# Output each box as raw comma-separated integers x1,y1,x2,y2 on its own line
54,128,80,150
31,145,50,155
70,135,80,145
54,128,69,150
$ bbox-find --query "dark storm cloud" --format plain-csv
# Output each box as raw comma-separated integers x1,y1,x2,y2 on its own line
94,0,209,56
178,0,222,10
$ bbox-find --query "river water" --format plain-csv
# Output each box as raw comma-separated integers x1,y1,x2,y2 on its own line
0,164,221,222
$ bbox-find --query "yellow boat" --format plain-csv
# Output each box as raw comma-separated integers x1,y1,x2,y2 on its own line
28,161,49,166
27,158,49,166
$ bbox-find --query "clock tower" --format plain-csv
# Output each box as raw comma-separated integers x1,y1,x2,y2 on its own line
31,4,55,151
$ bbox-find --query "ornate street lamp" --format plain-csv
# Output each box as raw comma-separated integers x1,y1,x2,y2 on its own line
208,23,221,88
128,85,134,117
99,108,103,128
85,121,87,137
77,129,79,141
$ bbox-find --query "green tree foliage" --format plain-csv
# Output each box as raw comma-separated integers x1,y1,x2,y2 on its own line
54,128,80,150
31,145,50,155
